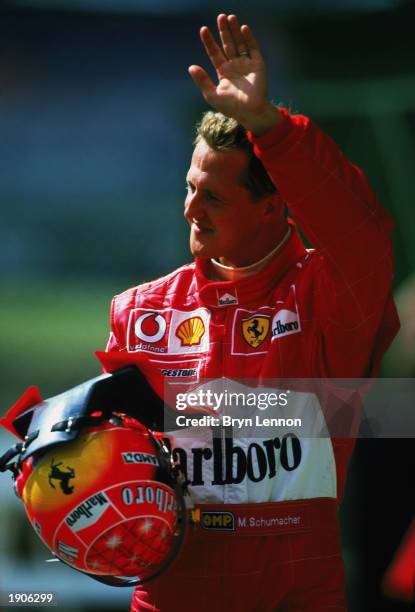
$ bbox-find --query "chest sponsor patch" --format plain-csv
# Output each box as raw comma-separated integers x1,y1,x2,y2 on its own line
149,357,201,381
216,289,238,307
231,308,273,355
242,315,271,349
231,286,301,355
127,309,168,353
127,308,210,355
271,286,301,341
168,308,210,355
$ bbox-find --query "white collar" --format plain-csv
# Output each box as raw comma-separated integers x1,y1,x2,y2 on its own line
210,226,291,281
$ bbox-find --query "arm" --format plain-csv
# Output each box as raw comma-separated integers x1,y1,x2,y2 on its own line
249,111,395,312
189,14,399,375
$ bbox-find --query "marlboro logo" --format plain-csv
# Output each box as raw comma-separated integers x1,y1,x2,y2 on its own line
218,292,238,306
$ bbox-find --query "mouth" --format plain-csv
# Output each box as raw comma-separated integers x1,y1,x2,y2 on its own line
191,221,214,235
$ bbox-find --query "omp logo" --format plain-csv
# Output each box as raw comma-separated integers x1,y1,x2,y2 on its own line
271,309,301,340
122,452,159,466
175,316,205,347
135,312,167,343
218,292,238,306
201,511,235,531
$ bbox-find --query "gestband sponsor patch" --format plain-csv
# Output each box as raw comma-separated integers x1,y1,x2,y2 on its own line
161,368,197,377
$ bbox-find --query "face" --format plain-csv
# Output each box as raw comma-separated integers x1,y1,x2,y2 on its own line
184,139,268,266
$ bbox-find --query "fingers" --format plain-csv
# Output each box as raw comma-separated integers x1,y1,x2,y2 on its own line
217,13,238,59
200,26,226,71
240,24,262,59
200,14,259,66
188,65,216,103
226,14,249,57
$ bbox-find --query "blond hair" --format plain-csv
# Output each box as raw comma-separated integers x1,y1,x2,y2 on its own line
194,111,277,200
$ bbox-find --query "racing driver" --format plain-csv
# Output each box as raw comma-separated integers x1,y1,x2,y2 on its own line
104,13,399,612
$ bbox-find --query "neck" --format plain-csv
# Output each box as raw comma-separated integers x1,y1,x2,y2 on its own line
210,226,291,281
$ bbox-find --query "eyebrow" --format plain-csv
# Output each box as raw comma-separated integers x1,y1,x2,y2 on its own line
186,178,224,200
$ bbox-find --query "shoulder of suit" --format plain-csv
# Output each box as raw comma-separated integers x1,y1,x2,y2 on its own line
111,261,196,306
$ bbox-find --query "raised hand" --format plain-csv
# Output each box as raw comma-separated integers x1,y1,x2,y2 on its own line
188,13,279,136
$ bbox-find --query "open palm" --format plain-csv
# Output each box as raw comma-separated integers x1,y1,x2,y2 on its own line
189,14,269,125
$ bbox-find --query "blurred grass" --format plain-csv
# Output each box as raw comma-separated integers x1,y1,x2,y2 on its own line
0,280,131,412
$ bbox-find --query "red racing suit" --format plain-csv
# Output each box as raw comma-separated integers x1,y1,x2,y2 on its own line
103,109,399,611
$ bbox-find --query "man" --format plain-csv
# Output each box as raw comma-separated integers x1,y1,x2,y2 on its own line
105,14,399,611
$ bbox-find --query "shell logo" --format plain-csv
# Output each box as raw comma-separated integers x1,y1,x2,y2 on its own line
175,316,205,347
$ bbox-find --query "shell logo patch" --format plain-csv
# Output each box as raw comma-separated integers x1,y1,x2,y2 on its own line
242,315,270,349
175,316,205,347
168,308,210,355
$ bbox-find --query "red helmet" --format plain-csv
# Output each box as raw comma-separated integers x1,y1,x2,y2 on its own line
0,368,186,586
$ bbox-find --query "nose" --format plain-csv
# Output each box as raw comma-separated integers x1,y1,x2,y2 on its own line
184,189,204,222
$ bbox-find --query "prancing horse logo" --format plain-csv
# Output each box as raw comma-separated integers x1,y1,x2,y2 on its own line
48,459,75,495
242,315,270,349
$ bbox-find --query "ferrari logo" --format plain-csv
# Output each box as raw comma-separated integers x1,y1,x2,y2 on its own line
48,459,75,495
242,315,270,349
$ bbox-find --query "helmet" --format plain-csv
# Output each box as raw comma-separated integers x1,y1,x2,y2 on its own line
0,367,186,586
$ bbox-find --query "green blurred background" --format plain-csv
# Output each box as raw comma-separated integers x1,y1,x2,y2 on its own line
0,1,414,610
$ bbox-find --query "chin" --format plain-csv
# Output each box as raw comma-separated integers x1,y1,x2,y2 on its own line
190,237,216,259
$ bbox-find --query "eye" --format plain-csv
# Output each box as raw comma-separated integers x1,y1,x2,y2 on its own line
207,192,219,201
185,182,195,194
206,192,224,207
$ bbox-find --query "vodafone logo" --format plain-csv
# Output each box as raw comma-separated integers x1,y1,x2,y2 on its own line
134,312,167,343
127,307,209,354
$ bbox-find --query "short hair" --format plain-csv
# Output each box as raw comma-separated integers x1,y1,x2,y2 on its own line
194,111,277,201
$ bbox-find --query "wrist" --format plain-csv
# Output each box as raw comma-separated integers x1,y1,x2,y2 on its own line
239,102,281,137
